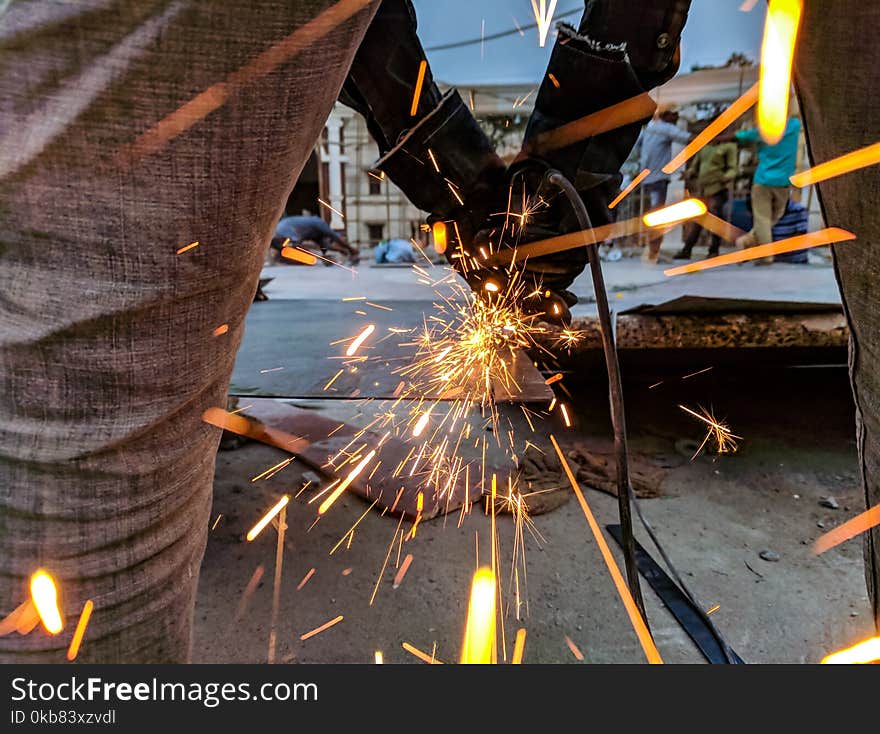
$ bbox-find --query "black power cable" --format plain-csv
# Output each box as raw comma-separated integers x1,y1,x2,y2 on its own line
424,7,581,52
545,170,646,619
546,169,739,663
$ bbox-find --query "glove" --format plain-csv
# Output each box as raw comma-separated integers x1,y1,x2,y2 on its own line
373,89,506,278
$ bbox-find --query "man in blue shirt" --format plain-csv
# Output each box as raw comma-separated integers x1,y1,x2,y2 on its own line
634,108,692,263
734,116,802,263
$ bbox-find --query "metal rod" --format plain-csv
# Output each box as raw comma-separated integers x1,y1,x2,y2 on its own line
546,170,647,621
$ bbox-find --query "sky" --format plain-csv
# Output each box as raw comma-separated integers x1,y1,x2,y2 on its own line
411,1,765,86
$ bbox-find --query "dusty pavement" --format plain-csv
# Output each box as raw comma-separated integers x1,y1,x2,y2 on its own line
193,366,873,664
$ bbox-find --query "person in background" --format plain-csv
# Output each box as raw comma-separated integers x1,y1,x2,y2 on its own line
634,106,692,264
731,116,802,265
274,214,360,266
674,119,737,260
373,238,416,264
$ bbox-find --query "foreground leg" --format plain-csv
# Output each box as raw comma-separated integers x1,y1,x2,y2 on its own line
796,0,880,630
0,0,377,662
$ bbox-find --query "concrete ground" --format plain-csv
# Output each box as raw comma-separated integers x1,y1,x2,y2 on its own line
192,246,873,664
193,367,872,664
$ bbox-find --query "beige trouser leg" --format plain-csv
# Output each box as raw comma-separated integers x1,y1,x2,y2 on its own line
751,183,791,245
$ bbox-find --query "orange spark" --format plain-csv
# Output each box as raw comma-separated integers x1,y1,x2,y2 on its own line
550,434,662,664
548,72,560,88
212,323,229,336
246,495,290,541
296,568,316,591
664,227,856,276
791,142,880,188
176,241,199,255
66,600,94,661
483,280,500,293
300,615,343,641
643,198,707,228
410,60,428,116
526,93,656,157
460,567,496,664
374,651,384,664
663,84,759,174
432,220,447,254
758,0,802,145
0,599,39,637
251,457,293,482
202,407,309,454
119,0,374,163
813,504,880,555
235,565,264,620
324,369,344,390
392,554,414,589
427,148,440,173
706,605,720,615
609,168,650,209
487,215,644,265
565,635,585,661
531,0,559,47
560,403,571,428
365,301,392,311
281,246,318,265
402,641,444,664
412,409,432,438
821,636,880,664
318,449,376,515
30,570,63,635
346,324,375,356
545,373,563,385
740,0,759,10
317,197,344,220
512,628,527,664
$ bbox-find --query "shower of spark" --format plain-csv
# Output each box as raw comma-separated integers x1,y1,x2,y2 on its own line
679,405,741,459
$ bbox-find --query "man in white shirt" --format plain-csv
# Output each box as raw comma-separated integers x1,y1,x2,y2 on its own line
635,107,691,263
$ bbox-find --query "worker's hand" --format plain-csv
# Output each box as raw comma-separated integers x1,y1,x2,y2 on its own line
446,158,589,327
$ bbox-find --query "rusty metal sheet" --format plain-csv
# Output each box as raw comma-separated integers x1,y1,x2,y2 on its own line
244,399,490,520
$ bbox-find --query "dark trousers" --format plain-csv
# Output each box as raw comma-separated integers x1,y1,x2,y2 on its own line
681,188,729,256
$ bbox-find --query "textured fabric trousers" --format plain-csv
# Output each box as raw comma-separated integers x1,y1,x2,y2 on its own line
0,0,378,663
797,1,880,631
749,183,790,246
